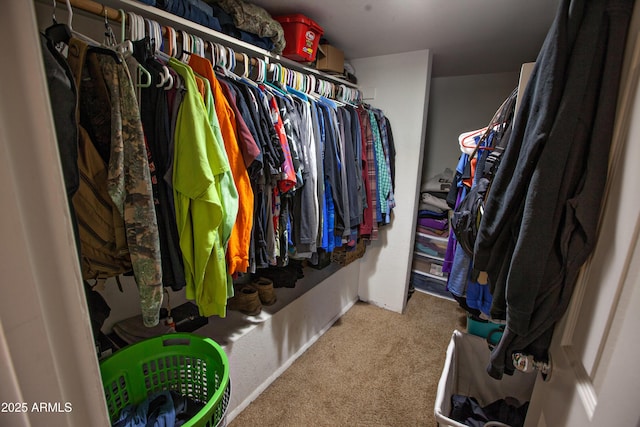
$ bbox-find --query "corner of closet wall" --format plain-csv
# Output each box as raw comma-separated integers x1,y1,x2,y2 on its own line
3,3,109,426
351,49,432,314
421,71,521,188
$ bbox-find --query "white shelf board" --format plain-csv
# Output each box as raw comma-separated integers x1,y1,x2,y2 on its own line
415,230,449,243
411,268,448,283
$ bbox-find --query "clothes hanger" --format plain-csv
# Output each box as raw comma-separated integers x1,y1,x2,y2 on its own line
150,48,175,90
141,19,167,88
164,26,177,57
315,79,342,105
136,20,173,90
178,30,191,63
119,9,127,46
225,47,256,88
214,43,229,74
142,19,173,90
337,84,358,107
189,34,197,56
64,0,72,29
285,68,294,89
194,35,205,57
213,44,244,83
346,86,359,104
45,0,72,46
65,0,122,63
127,11,136,41
206,40,216,66
279,66,297,100
228,46,237,74
45,0,120,64
292,70,302,91
280,66,289,87
153,22,173,90
321,80,330,98
254,57,266,84
263,63,290,98
259,58,268,83
318,79,329,98
355,88,363,104
307,74,322,99
127,14,153,89
237,53,259,89
240,53,249,78
459,127,489,154
212,43,222,68
329,82,338,100
285,69,312,102
155,48,173,63
109,11,150,88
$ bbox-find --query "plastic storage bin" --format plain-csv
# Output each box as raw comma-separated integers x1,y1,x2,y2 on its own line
435,330,536,427
100,333,230,427
414,232,448,259
275,14,324,62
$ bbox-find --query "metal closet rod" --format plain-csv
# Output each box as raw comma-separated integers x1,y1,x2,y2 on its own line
64,0,253,63
58,0,360,94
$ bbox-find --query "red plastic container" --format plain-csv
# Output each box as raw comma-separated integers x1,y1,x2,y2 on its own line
275,14,324,62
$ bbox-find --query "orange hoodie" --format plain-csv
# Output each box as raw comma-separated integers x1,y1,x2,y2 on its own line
189,54,253,275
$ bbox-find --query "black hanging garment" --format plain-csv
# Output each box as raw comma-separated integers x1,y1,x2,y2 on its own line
451,88,517,257
473,0,635,379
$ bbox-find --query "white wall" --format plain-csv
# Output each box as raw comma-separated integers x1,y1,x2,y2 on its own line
422,72,520,184
223,262,360,420
0,2,109,426
351,50,432,313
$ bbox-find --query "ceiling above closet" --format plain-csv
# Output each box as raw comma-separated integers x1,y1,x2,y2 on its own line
248,0,561,77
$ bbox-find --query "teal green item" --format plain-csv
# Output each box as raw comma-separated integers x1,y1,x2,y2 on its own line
100,333,230,427
466,315,505,346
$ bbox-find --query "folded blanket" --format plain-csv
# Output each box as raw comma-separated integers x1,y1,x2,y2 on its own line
420,192,450,211
417,217,448,231
421,168,453,193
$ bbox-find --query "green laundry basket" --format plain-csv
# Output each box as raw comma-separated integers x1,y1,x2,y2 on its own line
100,333,230,427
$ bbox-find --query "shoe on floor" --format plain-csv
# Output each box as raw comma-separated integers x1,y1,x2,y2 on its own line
227,286,262,315
249,277,277,306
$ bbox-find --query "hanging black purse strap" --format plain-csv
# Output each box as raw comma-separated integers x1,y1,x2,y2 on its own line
482,87,518,180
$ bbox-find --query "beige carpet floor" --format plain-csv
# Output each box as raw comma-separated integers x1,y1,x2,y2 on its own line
229,291,466,427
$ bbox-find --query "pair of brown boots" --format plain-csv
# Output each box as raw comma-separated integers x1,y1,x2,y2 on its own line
227,278,277,316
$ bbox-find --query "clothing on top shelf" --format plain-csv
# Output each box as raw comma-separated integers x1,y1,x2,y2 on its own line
150,0,276,51
214,0,286,54
40,22,396,322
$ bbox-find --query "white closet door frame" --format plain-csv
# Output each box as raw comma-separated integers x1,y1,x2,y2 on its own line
0,2,109,426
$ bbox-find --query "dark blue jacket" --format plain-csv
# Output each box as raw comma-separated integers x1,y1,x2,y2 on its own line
474,0,635,379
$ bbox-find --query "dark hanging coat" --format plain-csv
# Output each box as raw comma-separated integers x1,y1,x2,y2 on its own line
473,0,635,379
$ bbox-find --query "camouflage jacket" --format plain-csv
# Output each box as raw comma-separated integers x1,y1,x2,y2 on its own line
213,0,286,53
67,38,163,327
